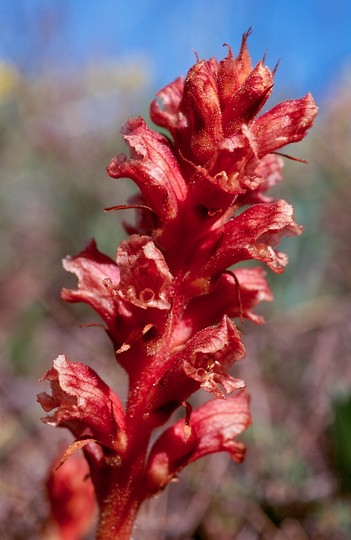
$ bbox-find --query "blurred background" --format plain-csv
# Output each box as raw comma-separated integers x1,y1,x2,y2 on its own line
0,1,351,538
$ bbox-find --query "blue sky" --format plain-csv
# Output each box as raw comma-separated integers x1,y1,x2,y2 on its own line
1,0,350,102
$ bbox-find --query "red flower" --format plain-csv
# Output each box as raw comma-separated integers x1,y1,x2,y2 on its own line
150,32,317,214
38,355,126,453
108,117,188,226
45,453,95,540
61,239,120,330
39,34,317,539
61,235,174,372
145,390,251,494
170,315,245,399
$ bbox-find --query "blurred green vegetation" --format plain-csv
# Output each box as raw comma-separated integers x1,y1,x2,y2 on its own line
331,394,351,493
0,57,351,539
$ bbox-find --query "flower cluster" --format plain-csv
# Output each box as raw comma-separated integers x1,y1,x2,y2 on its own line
38,33,317,539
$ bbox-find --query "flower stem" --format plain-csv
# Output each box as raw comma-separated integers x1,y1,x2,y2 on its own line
96,480,141,539
95,445,146,539
95,395,154,539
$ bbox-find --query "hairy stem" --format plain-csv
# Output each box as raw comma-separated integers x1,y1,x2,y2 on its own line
95,387,156,539
96,459,145,539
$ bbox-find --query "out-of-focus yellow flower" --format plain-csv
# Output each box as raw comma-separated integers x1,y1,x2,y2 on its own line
0,61,20,101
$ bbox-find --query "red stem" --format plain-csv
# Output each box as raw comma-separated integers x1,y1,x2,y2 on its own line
96,459,145,539
95,285,187,538
94,365,163,539
95,417,152,539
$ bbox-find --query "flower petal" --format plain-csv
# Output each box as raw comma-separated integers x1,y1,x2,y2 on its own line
206,199,303,275
61,239,120,326
184,266,273,329
145,390,251,493
181,58,223,164
107,117,187,221
116,235,173,311
253,93,318,157
150,76,185,132
222,61,273,137
181,315,245,398
99,235,175,358
38,355,126,451
236,154,284,205
231,267,273,322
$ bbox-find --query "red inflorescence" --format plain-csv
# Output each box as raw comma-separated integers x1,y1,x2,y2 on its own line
38,33,317,539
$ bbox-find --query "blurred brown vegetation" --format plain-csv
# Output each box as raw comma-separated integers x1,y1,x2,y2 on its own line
0,56,351,539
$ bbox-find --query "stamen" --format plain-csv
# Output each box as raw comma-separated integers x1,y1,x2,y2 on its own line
273,151,308,163
181,400,193,441
224,270,244,322
104,203,156,214
80,322,106,330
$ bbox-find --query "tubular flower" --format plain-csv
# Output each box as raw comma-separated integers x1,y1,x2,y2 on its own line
38,355,126,452
145,390,251,494
38,34,317,540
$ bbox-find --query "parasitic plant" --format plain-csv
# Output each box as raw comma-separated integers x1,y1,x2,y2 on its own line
38,32,317,539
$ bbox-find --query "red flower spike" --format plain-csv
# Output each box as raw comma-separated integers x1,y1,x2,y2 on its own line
38,34,317,539
38,355,126,452
145,390,251,494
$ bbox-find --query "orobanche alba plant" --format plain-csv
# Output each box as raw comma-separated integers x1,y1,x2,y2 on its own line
38,32,317,539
